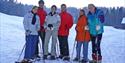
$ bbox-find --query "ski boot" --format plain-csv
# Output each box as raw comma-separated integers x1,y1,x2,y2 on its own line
89,53,98,63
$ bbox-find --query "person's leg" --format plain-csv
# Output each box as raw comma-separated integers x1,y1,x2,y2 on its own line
30,35,39,59
24,35,32,59
63,36,70,60
44,30,51,55
58,35,65,58
90,35,97,60
82,42,89,62
51,30,58,56
34,31,40,57
76,42,82,59
97,34,103,60
91,35,96,54
39,31,46,53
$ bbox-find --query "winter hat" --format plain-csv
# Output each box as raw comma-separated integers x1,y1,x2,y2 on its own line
32,6,38,10
38,0,44,4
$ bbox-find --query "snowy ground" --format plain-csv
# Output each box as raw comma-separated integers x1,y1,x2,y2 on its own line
0,13,125,63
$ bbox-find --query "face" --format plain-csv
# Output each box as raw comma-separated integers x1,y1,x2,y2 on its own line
51,7,56,12
32,7,38,13
88,5,95,13
79,10,84,16
39,3,44,8
61,5,66,12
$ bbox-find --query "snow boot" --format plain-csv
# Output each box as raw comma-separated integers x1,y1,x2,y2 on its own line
73,57,80,62
49,56,56,60
43,55,48,59
63,56,70,61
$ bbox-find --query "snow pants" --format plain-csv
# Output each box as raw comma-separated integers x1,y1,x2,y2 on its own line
24,35,39,59
44,30,58,56
58,36,69,57
90,33,102,56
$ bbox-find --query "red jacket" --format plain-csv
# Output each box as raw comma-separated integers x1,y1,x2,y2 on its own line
37,7,47,31
58,11,73,36
75,16,90,42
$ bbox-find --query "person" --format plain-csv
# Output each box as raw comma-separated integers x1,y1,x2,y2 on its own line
73,9,90,63
87,4,105,62
58,4,73,61
21,6,40,63
43,5,61,60
35,0,47,58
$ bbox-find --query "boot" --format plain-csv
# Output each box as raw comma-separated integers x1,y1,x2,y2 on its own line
49,56,56,60
73,57,80,61
43,55,48,59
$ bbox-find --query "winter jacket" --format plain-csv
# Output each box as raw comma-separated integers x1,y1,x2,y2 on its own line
37,7,47,31
23,12,40,35
75,15,90,42
44,12,60,31
58,11,73,36
87,9,105,36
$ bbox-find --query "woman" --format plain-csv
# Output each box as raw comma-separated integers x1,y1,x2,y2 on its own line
43,5,60,60
21,6,40,63
74,9,90,63
87,4,105,62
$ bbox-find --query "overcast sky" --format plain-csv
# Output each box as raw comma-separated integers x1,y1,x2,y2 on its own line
17,0,125,8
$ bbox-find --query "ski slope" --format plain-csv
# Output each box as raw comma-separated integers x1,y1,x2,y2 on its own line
0,13,125,63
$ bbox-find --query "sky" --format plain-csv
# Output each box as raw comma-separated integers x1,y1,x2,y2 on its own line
17,0,125,8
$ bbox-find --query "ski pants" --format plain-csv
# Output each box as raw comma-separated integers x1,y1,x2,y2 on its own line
44,30,58,56
90,33,102,56
24,35,39,59
58,35,69,57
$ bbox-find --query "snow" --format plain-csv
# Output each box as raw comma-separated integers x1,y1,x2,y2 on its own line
121,17,125,24
0,13,125,63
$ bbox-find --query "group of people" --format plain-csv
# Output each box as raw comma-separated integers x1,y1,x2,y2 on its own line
21,0,104,63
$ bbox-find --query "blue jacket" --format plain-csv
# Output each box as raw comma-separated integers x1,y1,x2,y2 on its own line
87,9,105,36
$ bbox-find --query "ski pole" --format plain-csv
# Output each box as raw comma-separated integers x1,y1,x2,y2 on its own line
15,44,26,63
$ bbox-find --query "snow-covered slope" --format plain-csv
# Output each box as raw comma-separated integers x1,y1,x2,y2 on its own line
0,13,125,63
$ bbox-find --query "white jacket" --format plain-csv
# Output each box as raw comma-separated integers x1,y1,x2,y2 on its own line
23,12,40,35
44,13,60,30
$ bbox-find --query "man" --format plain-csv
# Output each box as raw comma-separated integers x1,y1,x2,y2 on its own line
87,4,105,63
58,4,73,61
35,0,47,58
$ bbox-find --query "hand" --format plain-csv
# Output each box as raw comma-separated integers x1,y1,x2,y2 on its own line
96,25,100,31
85,26,89,30
46,27,54,30
25,30,31,35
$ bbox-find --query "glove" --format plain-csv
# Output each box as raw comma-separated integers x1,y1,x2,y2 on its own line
84,25,89,30
48,24,53,28
48,24,53,30
25,30,31,35
96,25,100,31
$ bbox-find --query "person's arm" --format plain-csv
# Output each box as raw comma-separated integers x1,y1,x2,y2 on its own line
66,14,73,30
53,15,61,30
98,10,105,23
23,14,29,31
36,16,40,31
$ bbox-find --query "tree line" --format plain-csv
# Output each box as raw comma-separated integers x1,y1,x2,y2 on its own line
0,0,125,29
